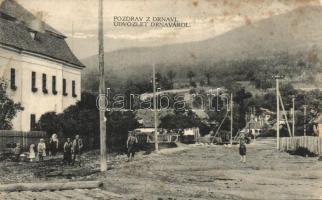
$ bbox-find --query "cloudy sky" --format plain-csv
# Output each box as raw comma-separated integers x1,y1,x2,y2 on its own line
15,0,321,58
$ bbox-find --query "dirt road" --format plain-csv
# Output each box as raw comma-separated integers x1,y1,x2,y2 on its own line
99,138,322,199
1,138,322,199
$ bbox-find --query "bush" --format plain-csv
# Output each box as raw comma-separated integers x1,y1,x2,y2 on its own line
38,112,61,137
190,81,197,87
260,129,276,137
287,147,317,157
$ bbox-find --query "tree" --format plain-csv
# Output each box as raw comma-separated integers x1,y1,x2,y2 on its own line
167,70,176,89
204,71,212,85
38,93,100,148
159,109,210,135
38,112,61,137
155,72,172,90
200,80,205,86
107,111,139,152
0,79,23,130
58,93,100,149
233,87,252,129
187,70,196,84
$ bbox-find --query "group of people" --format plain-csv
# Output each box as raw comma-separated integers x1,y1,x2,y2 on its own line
13,134,83,165
63,135,83,166
13,130,247,165
25,134,60,162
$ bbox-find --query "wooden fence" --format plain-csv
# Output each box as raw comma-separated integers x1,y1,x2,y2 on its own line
136,134,180,144
279,136,322,155
0,130,47,151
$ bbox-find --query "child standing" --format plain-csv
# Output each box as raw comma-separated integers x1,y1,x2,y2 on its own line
14,143,21,162
37,139,46,162
29,144,36,162
239,133,247,163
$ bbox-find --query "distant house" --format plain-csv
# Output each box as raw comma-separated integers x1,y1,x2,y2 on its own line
0,0,85,131
244,113,269,137
135,109,172,128
140,88,190,101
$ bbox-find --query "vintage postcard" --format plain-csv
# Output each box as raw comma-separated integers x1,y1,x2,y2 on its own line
1,0,322,199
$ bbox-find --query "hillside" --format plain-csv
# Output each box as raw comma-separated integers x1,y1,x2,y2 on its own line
82,5,322,90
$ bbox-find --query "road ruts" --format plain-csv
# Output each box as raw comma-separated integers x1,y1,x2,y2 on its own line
0,188,123,200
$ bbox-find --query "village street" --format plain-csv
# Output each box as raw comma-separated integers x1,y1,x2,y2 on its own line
99,138,322,200
1,138,322,199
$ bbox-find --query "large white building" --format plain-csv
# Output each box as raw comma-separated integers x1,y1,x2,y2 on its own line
0,0,85,131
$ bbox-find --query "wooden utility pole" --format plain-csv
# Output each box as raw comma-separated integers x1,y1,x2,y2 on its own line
153,64,159,152
304,105,307,136
98,0,107,172
276,78,280,149
230,93,233,145
273,75,284,149
292,96,295,137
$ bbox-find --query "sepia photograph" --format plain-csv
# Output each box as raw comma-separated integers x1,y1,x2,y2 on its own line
1,0,322,199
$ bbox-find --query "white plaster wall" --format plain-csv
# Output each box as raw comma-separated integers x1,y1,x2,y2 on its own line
0,47,82,131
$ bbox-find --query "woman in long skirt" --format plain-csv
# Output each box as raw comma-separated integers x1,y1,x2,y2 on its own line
29,144,36,162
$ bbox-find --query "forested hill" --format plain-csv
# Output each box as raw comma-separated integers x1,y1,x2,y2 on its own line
82,6,322,91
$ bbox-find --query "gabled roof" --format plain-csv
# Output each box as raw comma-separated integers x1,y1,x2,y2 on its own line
0,0,85,68
0,0,64,37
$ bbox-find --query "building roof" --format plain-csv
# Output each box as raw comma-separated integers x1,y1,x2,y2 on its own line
247,118,264,129
0,0,64,36
192,109,209,119
0,0,85,68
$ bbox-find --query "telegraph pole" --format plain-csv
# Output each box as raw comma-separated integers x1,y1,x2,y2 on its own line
304,105,307,136
98,0,107,172
292,96,295,137
153,64,159,152
272,75,284,149
230,93,233,145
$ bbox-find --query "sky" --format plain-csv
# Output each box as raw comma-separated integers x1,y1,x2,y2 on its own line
14,0,322,59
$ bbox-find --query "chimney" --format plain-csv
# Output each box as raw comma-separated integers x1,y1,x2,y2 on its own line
28,11,45,33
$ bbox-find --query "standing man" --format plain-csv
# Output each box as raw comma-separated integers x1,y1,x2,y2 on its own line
37,139,46,162
72,135,83,166
127,131,138,162
63,138,73,165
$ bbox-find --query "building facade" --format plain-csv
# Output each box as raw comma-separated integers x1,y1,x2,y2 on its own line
0,0,85,131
